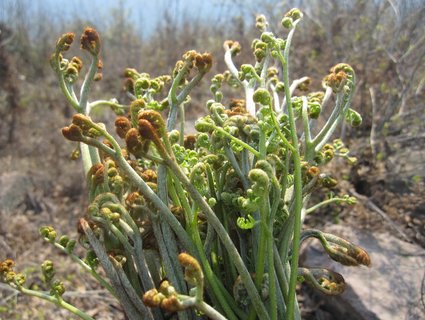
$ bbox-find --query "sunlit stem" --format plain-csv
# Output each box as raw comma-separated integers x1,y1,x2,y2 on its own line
18,287,95,320
274,20,303,320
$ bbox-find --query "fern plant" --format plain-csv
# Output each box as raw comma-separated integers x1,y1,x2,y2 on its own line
1,9,369,320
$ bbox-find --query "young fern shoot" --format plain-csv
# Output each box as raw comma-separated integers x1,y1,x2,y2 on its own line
1,8,370,320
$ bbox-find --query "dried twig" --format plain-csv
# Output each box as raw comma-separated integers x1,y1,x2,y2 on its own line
350,189,411,243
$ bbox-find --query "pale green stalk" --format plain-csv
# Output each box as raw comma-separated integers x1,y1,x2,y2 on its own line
310,78,355,156
224,48,256,114
301,96,312,155
213,125,260,157
81,220,152,320
196,301,228,320
163,156,270,319
79,55,99,114
111,204,156,291
48,241,116,297
18,287,95,320
158,60,209,302
274,21,303,320
109,256,151,317
169,170,239,320
305,197,351,214
266,100,296,154
247,196,271,320
224,145,249,189
89,100,127,111
85,121,195,252
267,186,280,320
280,76,310,112
53,52,80,110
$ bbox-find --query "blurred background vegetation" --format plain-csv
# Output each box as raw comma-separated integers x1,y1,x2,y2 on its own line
1,0,424,165
0,0,424,318
1,0,424,129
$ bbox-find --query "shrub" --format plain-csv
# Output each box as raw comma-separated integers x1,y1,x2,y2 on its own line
1,9,370,320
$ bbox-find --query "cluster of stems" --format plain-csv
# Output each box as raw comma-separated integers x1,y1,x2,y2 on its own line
1,8,370,320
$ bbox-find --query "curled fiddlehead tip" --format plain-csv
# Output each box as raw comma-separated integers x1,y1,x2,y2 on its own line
319,174,338,188
0,259,26,287
123,77,135,93
255,14,268,31
143,288,162,308
194,117,214,133
299,267,346,295
253,88,272,106
326,243,371,267
160,296,183,313
115,116,132,139
285,8,303,21
282,7,304,29
41,260,55,283
138,118,159,141
248,168,270,194
70,56,83,71
130,98,146,112
0,259,15,274
62,124,84,142
143,280,186,312
331,63,354,75
88,163,105,185
39,226,57,242
194,52,213,73
50,280,66,297
55,32,75,53
80,27,101,56
178,252,204,287
323,63,355,93
72,113,91,126
0,259,24,286
71,114,103,138
323,73,347,93
125,128,144,155
321,233,371,267
135,76,151,92
304,230,372,267
345,108,362,127
138,110,166,137
223,40,241,55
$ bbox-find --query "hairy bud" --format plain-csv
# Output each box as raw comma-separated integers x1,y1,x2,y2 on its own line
125,128,145,156
253,88,271,105
143,288,163,308
40,226,57,242
80,27,100,56
115,116,132,139
285,8,303,21
249,168,270,195
138,110,166,137
345,108,362,127
299,267,345,295
178,253,203,287
195,52,213,73
62,124,84,142
138,119,158,141
41,260,55,283
223,40,241,56
51,280,66,296
56,32,75,52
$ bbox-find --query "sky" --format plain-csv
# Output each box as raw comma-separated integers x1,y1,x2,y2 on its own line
0,0,252,39
1,0,422,40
